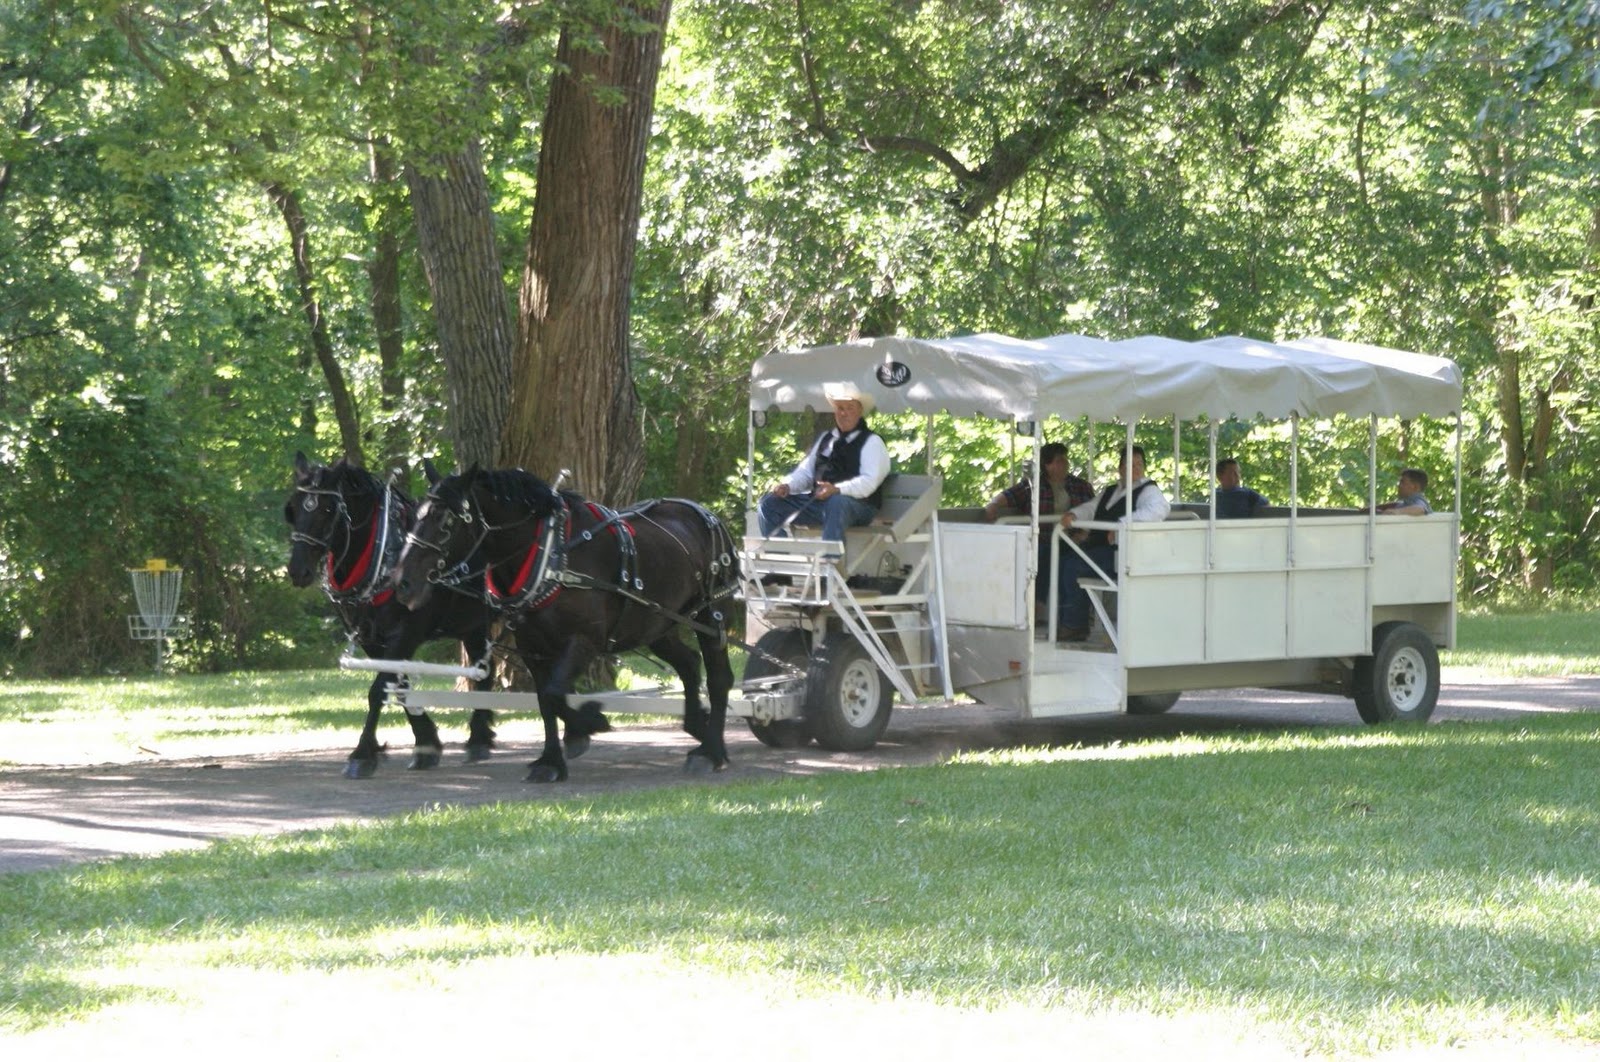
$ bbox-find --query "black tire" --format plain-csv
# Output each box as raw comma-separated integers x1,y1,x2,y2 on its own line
806,630,893,751
1353,621,1440,724
743,628,813,749
1126,691,1180,715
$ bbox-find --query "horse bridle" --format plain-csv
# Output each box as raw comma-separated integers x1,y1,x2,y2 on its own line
408,486,571,611
290,482,357,563
404,492,507,591
293,476,402,604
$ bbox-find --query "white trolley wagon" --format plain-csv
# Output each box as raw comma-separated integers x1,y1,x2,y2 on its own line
733,332,1462,751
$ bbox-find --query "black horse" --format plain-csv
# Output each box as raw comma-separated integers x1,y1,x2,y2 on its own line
392,466,740,782
285,452,498,779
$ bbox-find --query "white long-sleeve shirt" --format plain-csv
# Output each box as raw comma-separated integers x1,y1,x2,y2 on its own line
1066,477,1171,524
785,428,891,500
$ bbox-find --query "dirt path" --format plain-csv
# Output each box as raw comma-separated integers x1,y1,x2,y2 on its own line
3,671,1597,873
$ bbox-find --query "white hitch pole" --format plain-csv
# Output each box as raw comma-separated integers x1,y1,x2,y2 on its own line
339,657,489,682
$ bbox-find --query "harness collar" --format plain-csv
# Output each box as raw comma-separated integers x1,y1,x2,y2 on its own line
485,496,571,612
321,482,405,608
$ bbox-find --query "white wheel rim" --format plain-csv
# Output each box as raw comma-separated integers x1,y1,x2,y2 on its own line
838,658,882,727
1386,646,1427,711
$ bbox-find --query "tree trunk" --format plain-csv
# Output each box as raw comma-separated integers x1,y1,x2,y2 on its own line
266,180,364,466
500,2,671,505
405,140,515,473
1477,132,1563,592
367,138,409,478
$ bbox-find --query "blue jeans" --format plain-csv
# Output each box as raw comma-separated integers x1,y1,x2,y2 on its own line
758,491,876,546
1055,543,1116,630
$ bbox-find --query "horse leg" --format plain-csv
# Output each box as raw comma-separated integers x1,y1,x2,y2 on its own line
649,633,719,775
375,621,447,771
400,671,447,771
692,619,734,774
461,631,497,763
526,688,569,783
555,698,612,760
650,634,704,740
345,669,395,779
525,642,591,783
344,668,435,783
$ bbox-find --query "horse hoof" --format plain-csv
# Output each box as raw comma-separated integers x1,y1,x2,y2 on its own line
683,751,727,775
525,763,566,784
343,758,377,780
564,733,591,759
464,743,493,764
407,749,443,770
575,701,613,734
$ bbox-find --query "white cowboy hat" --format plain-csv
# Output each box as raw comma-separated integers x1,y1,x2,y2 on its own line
823,381,875,414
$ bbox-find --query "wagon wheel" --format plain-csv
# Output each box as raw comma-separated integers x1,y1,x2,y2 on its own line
1353,621,1440,724
1126,691,1181,715
743,628,814,749
805,630,893,752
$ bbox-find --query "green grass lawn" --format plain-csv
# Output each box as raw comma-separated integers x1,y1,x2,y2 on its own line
1449,608,1600,676
1,609,1597,1055
1,714,1597,1056
0,671,362,765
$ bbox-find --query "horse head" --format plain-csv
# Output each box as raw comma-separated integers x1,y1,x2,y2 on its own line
284,452,387,590
393,465,567,612
393,464,483,611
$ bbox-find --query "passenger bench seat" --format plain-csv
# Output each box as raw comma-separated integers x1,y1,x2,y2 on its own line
842,474,943,576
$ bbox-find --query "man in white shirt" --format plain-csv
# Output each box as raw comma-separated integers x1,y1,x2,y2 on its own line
757,382,891,550
1052,444,1170,641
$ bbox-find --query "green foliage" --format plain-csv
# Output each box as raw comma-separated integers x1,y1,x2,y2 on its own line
0,1,562,673
7,0,1600,676
631,0,1600,603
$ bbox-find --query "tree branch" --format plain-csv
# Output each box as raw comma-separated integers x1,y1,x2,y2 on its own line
856,134,979,184
828,0,1324,222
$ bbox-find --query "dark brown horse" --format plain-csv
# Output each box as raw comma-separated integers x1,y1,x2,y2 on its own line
285,453,497,779
392,466,740,782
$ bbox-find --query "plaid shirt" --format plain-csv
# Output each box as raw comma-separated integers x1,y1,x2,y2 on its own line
1001,473,1094,516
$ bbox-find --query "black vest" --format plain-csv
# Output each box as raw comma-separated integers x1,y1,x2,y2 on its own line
1085,480,1153,548
814,424,884,507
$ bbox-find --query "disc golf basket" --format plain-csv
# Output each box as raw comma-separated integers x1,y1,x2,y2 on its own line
127,558,190,673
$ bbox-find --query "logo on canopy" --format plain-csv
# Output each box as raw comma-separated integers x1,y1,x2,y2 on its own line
876,361,911,388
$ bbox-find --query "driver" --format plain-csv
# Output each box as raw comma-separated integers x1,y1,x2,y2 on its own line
756,382,890,551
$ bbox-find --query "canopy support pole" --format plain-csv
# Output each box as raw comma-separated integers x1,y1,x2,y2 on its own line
1288,413,1300,567
1368,414,1379,562
1171,417,1183,500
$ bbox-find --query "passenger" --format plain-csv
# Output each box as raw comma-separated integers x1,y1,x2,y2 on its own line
756,382,891,550
1053,444,1171,643
1375,468,1432,516
982,442,1096,622
1214,457,1269,518
981,442,1094,523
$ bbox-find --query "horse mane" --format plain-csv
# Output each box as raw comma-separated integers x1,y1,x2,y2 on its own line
320,459,414,507
472,468,579,518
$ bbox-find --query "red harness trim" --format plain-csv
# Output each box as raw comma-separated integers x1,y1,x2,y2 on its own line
487,511,571,606
326,516,379,593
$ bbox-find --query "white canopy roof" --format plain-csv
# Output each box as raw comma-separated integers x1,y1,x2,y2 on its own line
748,333,1462,421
